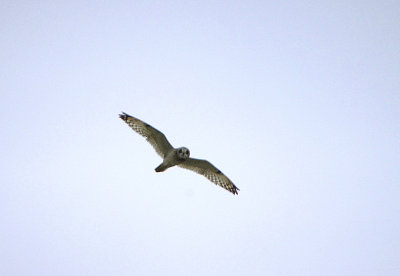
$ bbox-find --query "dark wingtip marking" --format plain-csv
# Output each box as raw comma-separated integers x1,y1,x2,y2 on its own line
231,186,240,195
216,170,222,174
119,112,131,121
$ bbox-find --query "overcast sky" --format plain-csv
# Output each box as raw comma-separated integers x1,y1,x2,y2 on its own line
1,1,399,275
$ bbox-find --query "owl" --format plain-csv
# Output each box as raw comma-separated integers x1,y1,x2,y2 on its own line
119,112,239,195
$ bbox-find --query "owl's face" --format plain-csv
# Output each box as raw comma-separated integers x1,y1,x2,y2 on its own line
177,147,190,160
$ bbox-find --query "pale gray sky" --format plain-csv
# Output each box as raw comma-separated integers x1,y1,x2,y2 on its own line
1,1,399,275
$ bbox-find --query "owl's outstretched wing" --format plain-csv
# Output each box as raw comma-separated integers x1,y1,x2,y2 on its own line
119,112,173,158
178,158,239,195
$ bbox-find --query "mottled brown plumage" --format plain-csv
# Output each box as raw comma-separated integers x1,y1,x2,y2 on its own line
119,112,239,195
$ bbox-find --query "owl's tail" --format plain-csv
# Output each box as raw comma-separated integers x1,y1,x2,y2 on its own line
155,163,167,172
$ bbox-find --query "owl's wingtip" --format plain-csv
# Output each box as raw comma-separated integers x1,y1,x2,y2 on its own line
119,112,130,120
232,187,240,195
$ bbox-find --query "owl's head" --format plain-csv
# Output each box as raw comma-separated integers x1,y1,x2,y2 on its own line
177,147,190,160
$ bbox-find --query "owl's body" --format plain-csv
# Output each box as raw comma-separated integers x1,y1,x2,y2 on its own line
119,112,239,195
155,147,190,172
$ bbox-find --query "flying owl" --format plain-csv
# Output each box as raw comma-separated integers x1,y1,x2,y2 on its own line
119,112,239,195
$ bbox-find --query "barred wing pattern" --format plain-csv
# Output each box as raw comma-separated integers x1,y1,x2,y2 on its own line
119,112,173,158
179,158,239,195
